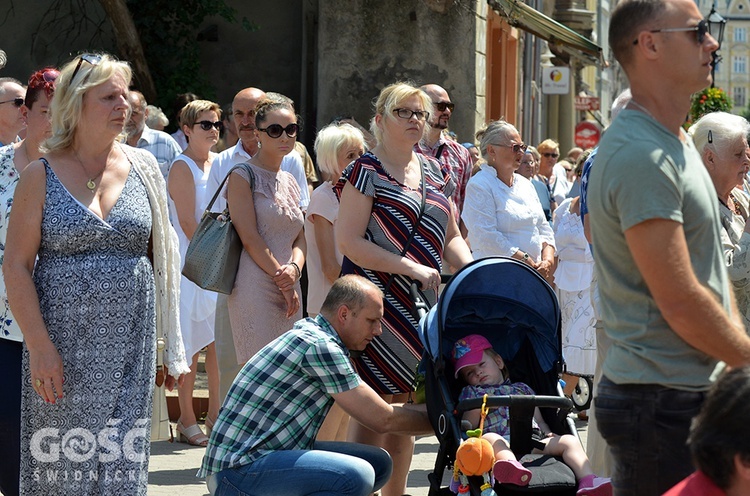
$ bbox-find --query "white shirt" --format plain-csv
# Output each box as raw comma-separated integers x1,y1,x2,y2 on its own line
462,165,555,261
206,139,310,212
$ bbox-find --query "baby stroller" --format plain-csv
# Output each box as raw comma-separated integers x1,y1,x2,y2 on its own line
418,257,579,496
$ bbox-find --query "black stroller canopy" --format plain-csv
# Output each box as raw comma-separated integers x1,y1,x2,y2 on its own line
421,257,560,374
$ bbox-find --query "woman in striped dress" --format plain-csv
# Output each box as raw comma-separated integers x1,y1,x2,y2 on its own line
335,82,472,496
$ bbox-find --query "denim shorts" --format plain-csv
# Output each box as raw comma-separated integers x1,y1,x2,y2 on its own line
594,376,706,496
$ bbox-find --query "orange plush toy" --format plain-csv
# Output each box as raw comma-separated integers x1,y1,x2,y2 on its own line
450,395,498,496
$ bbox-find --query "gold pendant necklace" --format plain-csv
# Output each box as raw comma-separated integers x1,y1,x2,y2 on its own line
73,148,105,191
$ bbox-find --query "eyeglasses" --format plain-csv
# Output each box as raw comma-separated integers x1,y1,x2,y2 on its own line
257,123,299,138
542,152,560,159
392,108,430,121
0,97,24,108
195,120,224,131
494,142,528,153
70,53,103,85
433,101,455,112
632,19,709,45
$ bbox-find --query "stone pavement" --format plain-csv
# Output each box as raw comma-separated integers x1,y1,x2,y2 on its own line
148,416,588,495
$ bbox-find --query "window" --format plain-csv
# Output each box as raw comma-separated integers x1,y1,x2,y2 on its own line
734,87,746,108
736,27,747,43
734,56,747,74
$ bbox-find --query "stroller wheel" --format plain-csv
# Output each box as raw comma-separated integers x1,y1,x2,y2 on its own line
571,375,593,411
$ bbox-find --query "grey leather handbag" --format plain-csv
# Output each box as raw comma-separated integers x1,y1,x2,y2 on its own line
182,163,254,294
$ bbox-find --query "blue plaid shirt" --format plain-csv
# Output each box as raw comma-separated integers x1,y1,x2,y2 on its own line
133,125,182,180
198,315,361,478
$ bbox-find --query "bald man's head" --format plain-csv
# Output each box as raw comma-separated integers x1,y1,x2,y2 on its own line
233,87,265,144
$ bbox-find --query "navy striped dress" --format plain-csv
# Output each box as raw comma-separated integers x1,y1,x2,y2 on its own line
335,152,454,394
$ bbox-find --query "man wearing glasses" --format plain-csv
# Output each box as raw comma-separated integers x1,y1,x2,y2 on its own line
0,78,25,147
587,0,750,494
124,90,182,181
415,84,472,234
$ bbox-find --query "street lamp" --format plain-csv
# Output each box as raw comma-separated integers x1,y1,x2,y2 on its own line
707,3,727,88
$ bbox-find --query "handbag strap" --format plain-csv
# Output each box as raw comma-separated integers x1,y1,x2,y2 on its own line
383,157,427,295
204,162,255,213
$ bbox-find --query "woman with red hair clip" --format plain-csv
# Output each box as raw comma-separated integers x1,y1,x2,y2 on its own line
0,66,58,496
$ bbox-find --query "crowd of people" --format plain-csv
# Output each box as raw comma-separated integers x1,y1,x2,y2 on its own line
2,0,750,493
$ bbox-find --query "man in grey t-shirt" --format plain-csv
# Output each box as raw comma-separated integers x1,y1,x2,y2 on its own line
588,0,750,494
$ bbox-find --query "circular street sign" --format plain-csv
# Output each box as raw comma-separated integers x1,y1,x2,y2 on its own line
574,121,601,149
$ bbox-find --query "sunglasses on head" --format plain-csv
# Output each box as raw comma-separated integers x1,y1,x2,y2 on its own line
195,120,223,131
257,123,299,138
0,97,24,108
632,19,709,45
434,101,455,112
70,53,103,85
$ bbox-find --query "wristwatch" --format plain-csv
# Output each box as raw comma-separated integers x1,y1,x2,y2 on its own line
522,252,530,261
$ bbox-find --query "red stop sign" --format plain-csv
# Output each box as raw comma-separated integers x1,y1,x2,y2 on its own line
575,121,601,149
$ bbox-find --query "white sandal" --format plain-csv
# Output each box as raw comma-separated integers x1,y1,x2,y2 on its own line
176,421,208,446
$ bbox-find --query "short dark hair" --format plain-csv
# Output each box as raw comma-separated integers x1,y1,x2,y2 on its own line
688,366,750,489
609,0,669,67
320,275,382,317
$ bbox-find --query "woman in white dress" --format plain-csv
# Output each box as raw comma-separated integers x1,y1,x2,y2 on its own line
463,120,555,281
553,192,596,378
167,100,221,445
305,122,365,443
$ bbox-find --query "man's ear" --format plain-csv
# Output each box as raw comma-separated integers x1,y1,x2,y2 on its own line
336,303,350,325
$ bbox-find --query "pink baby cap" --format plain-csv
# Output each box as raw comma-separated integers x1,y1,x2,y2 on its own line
451,334,493,378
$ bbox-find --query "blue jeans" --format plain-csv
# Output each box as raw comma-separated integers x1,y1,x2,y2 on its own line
0,339,21,496
213,442,392,496
594,375,706,496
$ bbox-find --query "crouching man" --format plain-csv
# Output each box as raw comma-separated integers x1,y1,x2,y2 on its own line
198,275,432,495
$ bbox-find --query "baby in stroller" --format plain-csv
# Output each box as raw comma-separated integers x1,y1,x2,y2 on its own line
452,334,611,496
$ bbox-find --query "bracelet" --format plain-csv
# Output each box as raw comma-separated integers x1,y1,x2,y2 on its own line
288,261,301,279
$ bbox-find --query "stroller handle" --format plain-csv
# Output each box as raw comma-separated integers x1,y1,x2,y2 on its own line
409,274,453,319
456,394,574,413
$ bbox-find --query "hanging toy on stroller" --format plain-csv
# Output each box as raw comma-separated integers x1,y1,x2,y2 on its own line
450,394,498,496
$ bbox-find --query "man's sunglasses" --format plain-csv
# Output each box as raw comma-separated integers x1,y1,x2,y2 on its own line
0,98,24,108
195,120,224,131
632,19,709,45
257,123,299,138
70,53,103,85
433,101,455,112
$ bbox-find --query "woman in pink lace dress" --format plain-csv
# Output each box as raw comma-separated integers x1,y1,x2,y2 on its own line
225,94,305,364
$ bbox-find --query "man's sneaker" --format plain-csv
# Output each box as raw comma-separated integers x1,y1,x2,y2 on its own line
493,459,532,486
577,476,612,496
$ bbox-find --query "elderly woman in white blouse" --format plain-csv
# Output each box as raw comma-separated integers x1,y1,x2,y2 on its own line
462,120,555,280
689,112,750,332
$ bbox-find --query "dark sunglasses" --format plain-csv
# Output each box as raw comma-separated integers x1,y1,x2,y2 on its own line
632,19,709,45
494,142,528,153
434,101,455,112
542,152,560,158
0,97,24,108
257,123,299,138
70,53,103,85
195,120,224,131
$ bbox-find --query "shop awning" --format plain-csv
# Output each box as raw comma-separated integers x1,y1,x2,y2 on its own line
488,0,603,66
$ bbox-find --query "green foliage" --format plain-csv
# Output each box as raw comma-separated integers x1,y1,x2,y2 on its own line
126,0,257,125
689,87,733,124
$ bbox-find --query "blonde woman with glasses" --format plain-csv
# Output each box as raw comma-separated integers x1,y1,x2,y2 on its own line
335,81,472,496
